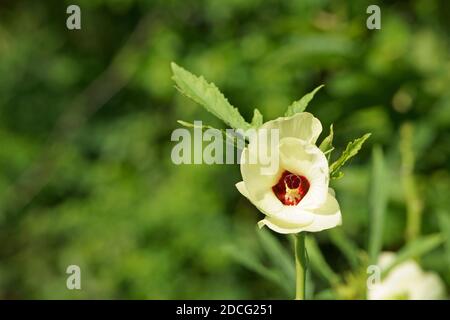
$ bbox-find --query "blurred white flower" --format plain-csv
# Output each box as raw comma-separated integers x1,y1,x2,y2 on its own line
368,252,446,300
235,112,341,234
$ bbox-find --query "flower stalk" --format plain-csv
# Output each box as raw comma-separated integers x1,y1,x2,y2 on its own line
295,232,308,300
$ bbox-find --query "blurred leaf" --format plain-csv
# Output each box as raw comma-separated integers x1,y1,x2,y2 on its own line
381,234,445,278
368,146,387,265
328,228,360,269
257,229,295,284
265,35,355,67
437,211,450,267
284,85,324,117
225,245,292,296
305,268,314,300
400,123,423,242
315,289,336,300
171,62,250,130
330,133,371,179
305,235,340,285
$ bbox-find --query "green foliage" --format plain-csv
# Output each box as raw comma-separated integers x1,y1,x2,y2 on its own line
328,229,361,270
381,234,445,278
329,133,371,179
227,229,295,296
319,124,334,159
438,212,450,267
368,146,387,265
257,229,295,284
305,236,340,285
226,244,293,296
177,120,238,147
285,85,324,117
171,62,250,130
0,0,448,300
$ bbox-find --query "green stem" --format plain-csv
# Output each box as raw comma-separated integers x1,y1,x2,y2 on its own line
400,123,423,243
294,232,308,300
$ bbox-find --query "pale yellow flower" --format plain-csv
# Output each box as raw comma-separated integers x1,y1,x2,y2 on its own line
236,112,341,234
368,252,446,300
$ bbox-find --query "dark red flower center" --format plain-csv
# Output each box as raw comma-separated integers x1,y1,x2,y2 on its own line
272,170,310,206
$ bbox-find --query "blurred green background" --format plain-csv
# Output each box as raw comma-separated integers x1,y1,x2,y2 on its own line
0,0,449,299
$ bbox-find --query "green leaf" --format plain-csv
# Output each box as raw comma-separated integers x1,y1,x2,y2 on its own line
315,289,337,300
225,245,293,295
368,146,388,265
368,146,388,264
177,120,240,148
251,108,263,128
257,229,295,284
332,171,344,179
437,211,450,266
381,234,445,278
329,133,371,179
284,85,324,117
171,62,251,130
305,235,341,285
177,120,216,130
328,228,360,269
305,269,315,300
319,124,334,159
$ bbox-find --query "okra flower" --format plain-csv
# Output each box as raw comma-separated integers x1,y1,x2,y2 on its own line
368,252,446,300
236,112,342,234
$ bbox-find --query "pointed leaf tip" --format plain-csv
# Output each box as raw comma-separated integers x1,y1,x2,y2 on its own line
285,85,325,117
330,133,371,179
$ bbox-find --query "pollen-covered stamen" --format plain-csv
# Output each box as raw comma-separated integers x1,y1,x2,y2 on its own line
272,170,310,206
